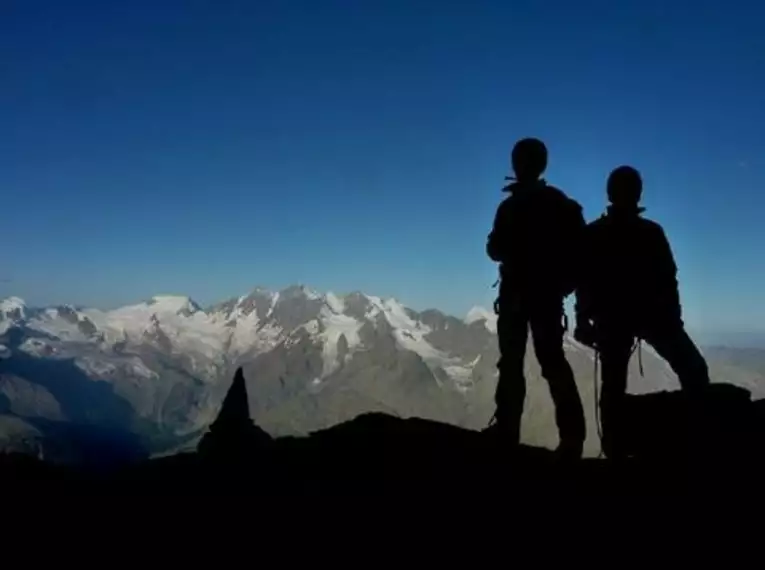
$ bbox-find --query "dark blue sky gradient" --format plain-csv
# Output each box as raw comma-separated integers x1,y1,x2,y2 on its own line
2,0,764,336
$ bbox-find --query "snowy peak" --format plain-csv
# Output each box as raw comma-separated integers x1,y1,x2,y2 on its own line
209,288,419,330
103,295,202,329
0,296,26,321
3,287,499,385
465,306,497,333
338,291,373,321
147,295,201,316
465,305,492,323
323,291,345,314
203,286,491,383
1,296,26,310
279,284,321,301
32,305,101,341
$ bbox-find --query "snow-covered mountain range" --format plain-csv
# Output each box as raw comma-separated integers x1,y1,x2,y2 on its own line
0,285,498,393
1,285,763,463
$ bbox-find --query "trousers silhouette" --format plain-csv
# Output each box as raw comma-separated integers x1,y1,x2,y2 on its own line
495,297,586,447
598,321,710,456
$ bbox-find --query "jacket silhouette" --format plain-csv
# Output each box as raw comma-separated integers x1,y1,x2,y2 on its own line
487,138,586,459
575,165,710,458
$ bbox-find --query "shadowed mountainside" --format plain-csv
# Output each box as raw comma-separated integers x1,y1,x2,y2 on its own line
1,368,764,502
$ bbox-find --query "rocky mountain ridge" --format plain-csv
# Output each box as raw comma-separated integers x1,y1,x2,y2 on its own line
1,286,763,463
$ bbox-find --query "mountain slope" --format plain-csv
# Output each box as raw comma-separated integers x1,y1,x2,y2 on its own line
1,286,762,462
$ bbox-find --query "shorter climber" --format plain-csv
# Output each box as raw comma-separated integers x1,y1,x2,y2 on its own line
574,165,711,458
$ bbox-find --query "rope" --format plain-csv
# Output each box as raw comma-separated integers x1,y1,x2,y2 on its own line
592,337,645,459
593,349,604,458
593,336,642,459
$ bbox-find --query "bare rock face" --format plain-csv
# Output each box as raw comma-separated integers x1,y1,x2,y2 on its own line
0,374,65,421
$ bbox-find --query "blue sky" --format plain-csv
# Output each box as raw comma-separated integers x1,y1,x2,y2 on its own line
2,0,764,337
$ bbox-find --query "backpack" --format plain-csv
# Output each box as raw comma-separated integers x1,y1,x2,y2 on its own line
492,182,586,299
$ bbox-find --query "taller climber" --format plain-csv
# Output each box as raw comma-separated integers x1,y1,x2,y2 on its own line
486,137,586,460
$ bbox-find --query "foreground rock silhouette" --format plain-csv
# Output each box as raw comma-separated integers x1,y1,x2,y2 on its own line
1,367,764,502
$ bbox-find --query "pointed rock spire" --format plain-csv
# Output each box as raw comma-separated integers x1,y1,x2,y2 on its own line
213,367,252,430
197,368,272,459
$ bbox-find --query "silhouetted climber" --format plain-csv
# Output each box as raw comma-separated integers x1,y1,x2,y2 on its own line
197,367,272,460
486,137,586,459
574,165,711,459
